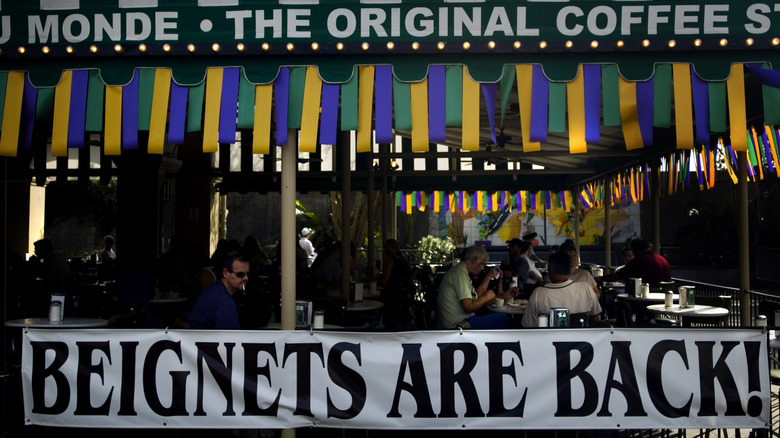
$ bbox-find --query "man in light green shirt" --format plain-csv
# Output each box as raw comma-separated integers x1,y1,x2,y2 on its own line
436,245,516,329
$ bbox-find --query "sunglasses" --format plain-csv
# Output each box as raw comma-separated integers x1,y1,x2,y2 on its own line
229,270,249,279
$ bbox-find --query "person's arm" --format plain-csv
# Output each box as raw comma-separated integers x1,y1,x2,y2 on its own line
378,257,394,286
460,289,496,313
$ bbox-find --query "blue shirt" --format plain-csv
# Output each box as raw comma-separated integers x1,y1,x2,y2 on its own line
187,280,240,329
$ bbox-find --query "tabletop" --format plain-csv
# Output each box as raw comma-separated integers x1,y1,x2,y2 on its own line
5,317,109,328
488,304,526,315
645,304,729,318
616,293,679,302
149,296,189,304
346,299,384,312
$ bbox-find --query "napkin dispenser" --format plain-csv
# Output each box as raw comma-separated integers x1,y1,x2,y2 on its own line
295,300,313,328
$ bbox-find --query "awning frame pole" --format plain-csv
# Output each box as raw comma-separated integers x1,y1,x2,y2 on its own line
281,130,297,331
738,151,751,326
604,181,612,269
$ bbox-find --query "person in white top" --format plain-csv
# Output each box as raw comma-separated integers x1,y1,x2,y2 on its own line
298,228,316,265
521,251,602,328
560,241,601,299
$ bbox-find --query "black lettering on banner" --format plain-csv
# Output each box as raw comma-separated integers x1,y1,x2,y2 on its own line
695,341,744,416
326,342,366,419
31,341,70,414
144,340,189,417
194,342,236,416
554,342,598,417
242,343,281,417
438,342,483,418
118,341,139,416
743,341,764,417
74,341,112,415
647,340,692,417
387,343,435,418
283,343,324,417
597,341,647,417
485,342,526,417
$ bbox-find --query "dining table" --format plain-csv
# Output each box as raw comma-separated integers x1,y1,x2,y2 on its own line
346,299,384,312
645,304,729,326
5,317,109,328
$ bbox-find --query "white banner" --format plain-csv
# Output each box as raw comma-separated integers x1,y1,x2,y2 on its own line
20,328,770,430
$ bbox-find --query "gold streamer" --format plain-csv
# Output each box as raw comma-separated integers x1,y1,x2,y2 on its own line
410,79,429,152
253,84,273,154
618,77,644,150
462,68,480,151
148,68,172,154
357,66,374,153
0,72,24,157
203,68,223,153
300,66,323,153
51,70,73,157
672,64,694,149
566,65,587,154
727,64,747,151
515,65,540,152
104,85,122,155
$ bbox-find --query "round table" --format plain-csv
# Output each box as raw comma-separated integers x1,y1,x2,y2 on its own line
616,293,678,303
148,296,189,304
5,317,108,328
645,304,729,326
346,299,384,312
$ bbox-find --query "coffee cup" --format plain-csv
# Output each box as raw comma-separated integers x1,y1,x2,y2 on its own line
495,298,505,307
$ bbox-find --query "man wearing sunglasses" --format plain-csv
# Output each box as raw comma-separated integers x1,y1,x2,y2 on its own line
188,251,250,329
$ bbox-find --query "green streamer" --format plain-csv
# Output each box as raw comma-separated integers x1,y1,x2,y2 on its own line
548,82,566,133
137,68,155,131
653,64,672,128
499,65,515,127
186,82,205,133
602,65,620,126
36,88,54,125
393,77,411,131
445,66,463,126
341,67,358,131
85,70,104,132
287,67,306,130
236,70,255,130
708,82,727,133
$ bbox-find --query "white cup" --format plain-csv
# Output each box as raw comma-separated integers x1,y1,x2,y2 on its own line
495,298,505,307
313,310,325,329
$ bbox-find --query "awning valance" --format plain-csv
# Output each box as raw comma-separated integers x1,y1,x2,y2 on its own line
0,62,776,159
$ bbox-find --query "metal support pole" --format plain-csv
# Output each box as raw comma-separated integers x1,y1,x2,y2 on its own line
280,130,297,438
738,151,751,326
280,130,297,331
573,195,580,254
604,181,612,268
341,132,352,298
367,151,375,280
652,169,661,253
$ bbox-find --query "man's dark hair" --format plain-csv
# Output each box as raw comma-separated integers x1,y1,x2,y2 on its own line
547,251,572,276
630,237,652,253
221,251,248,271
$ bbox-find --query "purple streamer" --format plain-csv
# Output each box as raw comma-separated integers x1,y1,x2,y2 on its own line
481,83,497,144
636,79,654,147
644,164,650,194
274,68,290,146
218,67,240,144
319,83,339,145
417,191,422,209
375,65,393,143
168,82,188,144
530,65,549,142
444,193,449,211
691,67,710,145
428,65,446,143
583,65,601,143
23,76,37,150
459,191,464,209
746,63,780,87
486,193,492,211
472,192,478,209
696,151,704,187
559,191,567,210
430,193,435,210
529,193,536,208
400,193,406,213
500,191,506,209
68,70,89,148
544,192,551,210
122,72,139,150
762,130,775,173
727,144,738,170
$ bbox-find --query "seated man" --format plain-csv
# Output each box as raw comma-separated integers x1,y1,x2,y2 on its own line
188,251,250,329
521,251,602,328
437,245,517,329
597,237,671,287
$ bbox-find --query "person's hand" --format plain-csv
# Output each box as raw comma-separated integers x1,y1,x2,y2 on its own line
487,267,501,280
503,287,519,299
